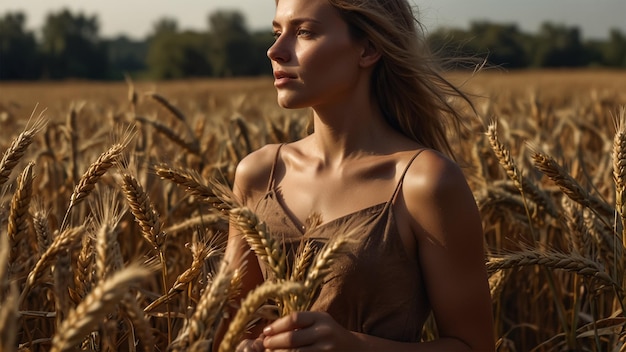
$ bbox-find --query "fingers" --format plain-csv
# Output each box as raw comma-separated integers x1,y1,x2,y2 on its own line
263,312,317,336
235,336,265,352
262,312,335,350
263,326,318,349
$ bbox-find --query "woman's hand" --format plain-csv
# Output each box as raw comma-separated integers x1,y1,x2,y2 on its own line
236,334,266,352
261,311,361,351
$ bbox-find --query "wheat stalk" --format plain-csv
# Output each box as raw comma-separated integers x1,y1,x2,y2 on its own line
0,284,18,352
119,170,172,340
164,214,228,236
486,122,558,219
0,226,9,296
145,92,187,123
49,264,152,352
218,281,307,352
294,232,354,312
121,294,155,352
612,107,626,291
22,226,86,302
135,116,200,154
171,260,236,349
562,197,592,257
53,248,72,327
145,239,218,312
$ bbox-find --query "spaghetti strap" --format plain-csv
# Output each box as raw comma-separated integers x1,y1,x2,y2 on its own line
389,149,426,203
266,143,285,193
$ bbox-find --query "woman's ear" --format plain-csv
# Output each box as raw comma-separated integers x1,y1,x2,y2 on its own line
359,40,381,68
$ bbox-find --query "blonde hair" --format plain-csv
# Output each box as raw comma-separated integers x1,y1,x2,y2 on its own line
328,0,476,158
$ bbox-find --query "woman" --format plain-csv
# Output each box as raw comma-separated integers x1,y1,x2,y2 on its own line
223,0,495,350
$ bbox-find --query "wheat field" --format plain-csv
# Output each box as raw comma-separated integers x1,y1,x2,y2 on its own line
1,70,626,351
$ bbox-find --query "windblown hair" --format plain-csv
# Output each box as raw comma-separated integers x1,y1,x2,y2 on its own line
328,0,477,158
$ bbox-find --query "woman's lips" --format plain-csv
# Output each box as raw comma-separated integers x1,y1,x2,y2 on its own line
273,71,297,87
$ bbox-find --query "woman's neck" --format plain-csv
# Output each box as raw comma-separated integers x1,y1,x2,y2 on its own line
307,99,400,168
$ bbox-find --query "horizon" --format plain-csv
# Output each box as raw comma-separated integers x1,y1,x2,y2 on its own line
2,1,625,41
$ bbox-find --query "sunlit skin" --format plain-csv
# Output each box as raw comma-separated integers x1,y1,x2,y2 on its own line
219,0,496,351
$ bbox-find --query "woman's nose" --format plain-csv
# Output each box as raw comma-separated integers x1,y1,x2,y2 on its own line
267,36,290,63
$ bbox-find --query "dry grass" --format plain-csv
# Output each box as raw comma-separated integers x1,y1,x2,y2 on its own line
0,70,625,351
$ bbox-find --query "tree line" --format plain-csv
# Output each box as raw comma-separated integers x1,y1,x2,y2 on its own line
1,8,625,81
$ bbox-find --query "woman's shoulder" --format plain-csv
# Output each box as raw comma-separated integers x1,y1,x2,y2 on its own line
402,148,473,205
401,148,478,240
233,143,284,205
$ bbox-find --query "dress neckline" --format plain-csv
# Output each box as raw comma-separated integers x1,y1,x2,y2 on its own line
268,188,388,235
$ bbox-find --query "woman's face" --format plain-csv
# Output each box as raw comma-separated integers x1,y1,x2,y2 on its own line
268,0,365,110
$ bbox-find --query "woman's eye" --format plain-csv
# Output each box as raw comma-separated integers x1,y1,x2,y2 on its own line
272,31,281,39
297,29,312,37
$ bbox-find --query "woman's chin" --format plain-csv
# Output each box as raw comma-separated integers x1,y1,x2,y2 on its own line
276,97,306,110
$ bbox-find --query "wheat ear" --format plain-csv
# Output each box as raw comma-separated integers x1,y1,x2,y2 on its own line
145,92,187,123
532,151,613,218
32,202,52,256
486,122,558,219
7,161,35,265
486,250,615,287
72,234,93,302
290,240,315,282
119,170,171,339
218,281,306,352
171,260,235,349
69,143,125,210
21,226,86,302
120,172,166,250
0,112,45,188
49,264,152,352
230,207,286,279
612,107,626,290
488,270,507,299
144,239,217,312
155,164,235,212
135,116,200,154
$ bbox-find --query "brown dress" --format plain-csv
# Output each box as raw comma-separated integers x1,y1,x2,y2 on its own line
253,144,430,343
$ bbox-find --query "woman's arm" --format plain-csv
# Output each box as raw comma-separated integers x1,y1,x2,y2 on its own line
213,146,280,350
404,150,494,351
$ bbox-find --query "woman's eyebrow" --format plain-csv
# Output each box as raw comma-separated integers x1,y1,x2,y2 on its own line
272,17,323,28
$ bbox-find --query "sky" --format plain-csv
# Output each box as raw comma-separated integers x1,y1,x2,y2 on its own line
2,0,625,40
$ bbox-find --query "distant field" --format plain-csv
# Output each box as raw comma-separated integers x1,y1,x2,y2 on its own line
1,70,625,124
1,70,625,351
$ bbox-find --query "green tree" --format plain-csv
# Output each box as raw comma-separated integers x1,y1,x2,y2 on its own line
40,9,108,79
146,18,211,79
467,22,528,68
249,30,275,75
105,35,148,79
208,10,255,77
603,29,626,67
0,12,40,80
531,23,587,67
